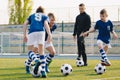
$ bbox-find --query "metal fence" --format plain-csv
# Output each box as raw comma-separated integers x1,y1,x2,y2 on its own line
0,22,120,55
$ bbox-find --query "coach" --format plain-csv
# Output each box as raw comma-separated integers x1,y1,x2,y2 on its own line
73,3,91,66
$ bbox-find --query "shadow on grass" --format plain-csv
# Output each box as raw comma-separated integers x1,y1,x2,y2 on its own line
48,73,76,79
86,73,98,76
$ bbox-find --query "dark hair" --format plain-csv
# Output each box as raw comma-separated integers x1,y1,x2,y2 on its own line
48,13,55,20
36,6,44,13
100,9,107,15
79,3,85,6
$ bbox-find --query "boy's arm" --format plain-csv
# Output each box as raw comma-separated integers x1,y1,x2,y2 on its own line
109,21,118,39
44,20,52,43
83,27,96,37
111,30,118,39
23,20,29,42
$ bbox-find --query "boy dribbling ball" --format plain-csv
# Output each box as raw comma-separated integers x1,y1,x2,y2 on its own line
23,6,52,78
83,9,118,66
33,13,57,73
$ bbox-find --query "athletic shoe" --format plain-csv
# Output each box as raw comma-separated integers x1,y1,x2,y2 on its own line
25,66,30,74
84,63,88,66
45,64,50,73
41,71,47,78
33,61,41,75
101,59,111,66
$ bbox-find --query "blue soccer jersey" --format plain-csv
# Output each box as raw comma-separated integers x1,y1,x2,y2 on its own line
45,24,57,41
27,13,48,34
94,20,113,44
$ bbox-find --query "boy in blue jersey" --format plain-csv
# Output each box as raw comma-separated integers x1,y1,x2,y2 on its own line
23,6,52,78
33,13,57,73
83,9,118,66
25,13,57,73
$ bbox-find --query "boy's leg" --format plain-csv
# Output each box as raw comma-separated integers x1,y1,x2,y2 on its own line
28,51,41,74
97,40,111,66
45,44,55,72
38,44,46,78
27,33,41,75
25,45,33,74
104,45,108,54
25,58,32,73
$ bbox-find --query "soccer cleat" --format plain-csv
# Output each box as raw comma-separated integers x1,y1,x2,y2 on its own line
84,63,88,66
41,71,47,78
33,61,41,75
101,59,111,66
45,64,50,73
25,66,30,74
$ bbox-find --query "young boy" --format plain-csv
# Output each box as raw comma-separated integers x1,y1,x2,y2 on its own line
25,13,57,73
23,6,52,78
33,13,57,73
44,13,57,72
83,9,118,66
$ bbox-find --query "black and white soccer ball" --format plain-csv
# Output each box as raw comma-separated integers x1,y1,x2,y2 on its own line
94,63,106,74
76,59,84,67
31,66,42,77
60,64,72,76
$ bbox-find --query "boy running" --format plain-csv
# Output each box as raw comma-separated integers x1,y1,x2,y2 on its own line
25,13,57,73
83,9,118,66
33,13,57,73
23,6,52,78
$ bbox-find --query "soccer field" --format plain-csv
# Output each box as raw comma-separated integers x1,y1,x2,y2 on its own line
0,58,120,80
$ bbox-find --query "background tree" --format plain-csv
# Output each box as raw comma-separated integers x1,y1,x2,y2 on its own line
9,0,33,24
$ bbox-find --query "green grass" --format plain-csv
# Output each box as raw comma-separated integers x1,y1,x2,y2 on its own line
0,58,120,80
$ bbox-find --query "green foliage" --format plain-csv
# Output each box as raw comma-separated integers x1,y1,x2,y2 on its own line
8,0,33,24
0,58,120,80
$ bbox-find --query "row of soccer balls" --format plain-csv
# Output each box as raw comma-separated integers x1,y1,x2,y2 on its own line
31,60,106,77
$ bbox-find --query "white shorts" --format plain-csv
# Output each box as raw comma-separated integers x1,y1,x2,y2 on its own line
97,40,112,48
34,41,53,48
27,32,45,46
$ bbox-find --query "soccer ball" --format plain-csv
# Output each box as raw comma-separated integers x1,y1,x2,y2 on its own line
60,64,72,76
94,63,106,74
76,59,84,67
31,66,42,77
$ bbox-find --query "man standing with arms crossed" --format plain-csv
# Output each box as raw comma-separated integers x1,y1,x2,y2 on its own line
73,3,91,66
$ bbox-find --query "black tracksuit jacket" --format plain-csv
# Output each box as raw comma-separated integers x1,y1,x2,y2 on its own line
73,12,91,37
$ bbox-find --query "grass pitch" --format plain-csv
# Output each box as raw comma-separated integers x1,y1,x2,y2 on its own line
0,58,120,80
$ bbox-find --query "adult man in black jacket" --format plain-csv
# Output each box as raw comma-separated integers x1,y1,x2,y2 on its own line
73,3,91,66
